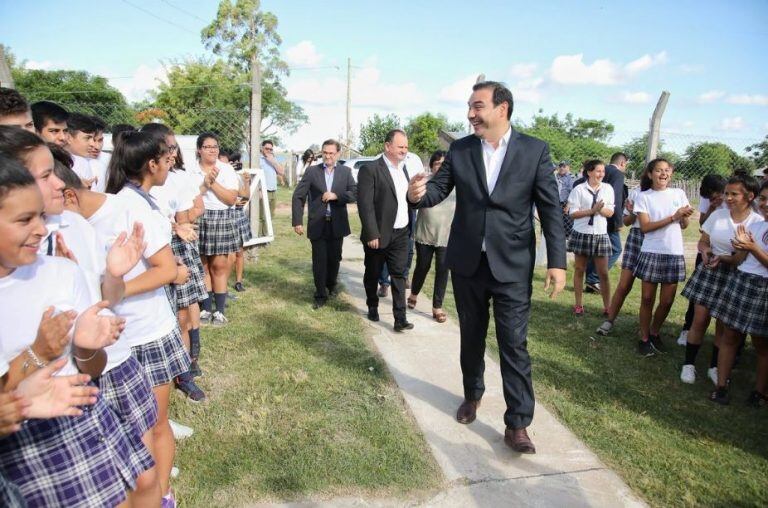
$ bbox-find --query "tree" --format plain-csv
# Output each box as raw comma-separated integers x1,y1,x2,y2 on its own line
675,142,755,178
404,112,463,159
745,134,768,169
621,133,679,179
527,112,614,142
358,114,400,156
202,0,288,164
152,58,305,153
11,68,132,125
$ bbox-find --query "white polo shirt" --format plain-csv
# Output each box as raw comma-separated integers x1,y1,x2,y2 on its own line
567,181,615,235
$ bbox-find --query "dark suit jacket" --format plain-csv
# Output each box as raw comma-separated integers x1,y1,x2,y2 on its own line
291,163,356,240
413,129,566,283
573,164,626,232
357,157,413,249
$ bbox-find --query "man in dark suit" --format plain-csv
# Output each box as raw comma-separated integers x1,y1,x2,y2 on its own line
584,152,628,293
408,81,566,454
292,139,357,309
357,129,415,332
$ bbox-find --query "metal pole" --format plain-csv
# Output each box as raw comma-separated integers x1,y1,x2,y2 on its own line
0,46,14,88
346,57,352,159
646,91,670,164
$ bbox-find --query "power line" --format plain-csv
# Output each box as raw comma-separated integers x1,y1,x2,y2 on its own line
158,0,208,23
121,0,197,35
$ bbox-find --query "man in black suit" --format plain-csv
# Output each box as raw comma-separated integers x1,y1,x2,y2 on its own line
358,129,415,332
292,139,357,309
408,81,566,454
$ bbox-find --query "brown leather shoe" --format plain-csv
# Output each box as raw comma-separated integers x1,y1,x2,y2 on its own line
504,427,536,454
456,399,480,424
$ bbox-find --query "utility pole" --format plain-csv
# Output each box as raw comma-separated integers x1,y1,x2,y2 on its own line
646,91,670,164
346,57,352,159
0,46,13,88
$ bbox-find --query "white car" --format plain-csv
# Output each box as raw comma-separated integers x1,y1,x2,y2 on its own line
342,156,378,182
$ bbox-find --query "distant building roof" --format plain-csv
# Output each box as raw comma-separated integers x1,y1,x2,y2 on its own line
438,129,470,149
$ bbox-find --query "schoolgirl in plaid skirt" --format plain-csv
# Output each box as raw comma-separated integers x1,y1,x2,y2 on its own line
679,175,763,385
232,167,253,292
193,133,241,326
632,159,693,356
596,187,646,336
708,181,768,406
566,160,615,316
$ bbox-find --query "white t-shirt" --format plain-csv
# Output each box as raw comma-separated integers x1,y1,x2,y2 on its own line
0,354,7,377
150,170,195,223
701,208,764,256
625,187,642,229
634,188,690,256
90,157,109,193
71,154,94,183
56,211,133,372
567,181,615,235
0,257,89,376
738,221,768,277
698,196,728,214
188,160,239,211
87,193,176,347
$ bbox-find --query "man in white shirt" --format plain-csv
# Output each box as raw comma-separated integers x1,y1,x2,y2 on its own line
357,129,415,332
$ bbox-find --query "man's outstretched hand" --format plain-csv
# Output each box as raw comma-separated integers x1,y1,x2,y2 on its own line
408,173,427,203
544,268,566,300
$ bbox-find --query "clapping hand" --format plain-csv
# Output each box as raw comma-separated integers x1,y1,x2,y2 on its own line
73,301,125,350
0,392,28,436
33,307,77,362
17,357,99,419
408,173,428,203
55,233,79,264
205,167,219,188
175,223,198,243
673,205,694,221
731,224,756,252
625,199,634,214
106,222,146,278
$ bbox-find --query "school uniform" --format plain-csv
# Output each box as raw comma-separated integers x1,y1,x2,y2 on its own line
151,170,208,309
0,257,153,507
70,153,94,185
88,193,190,387
633,188,690,283
566,181,614,257
234,171,253,246
189,160,241,256
52,211,159,437
621,187,644,271
710,221,768,336
682,208,763,309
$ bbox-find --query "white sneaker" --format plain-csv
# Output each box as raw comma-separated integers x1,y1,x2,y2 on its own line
707,367,718,386
676,330,688,346
169,419,194,439
680,364,696,384
596,320,613,336
200,310,213,324
211,311,229,326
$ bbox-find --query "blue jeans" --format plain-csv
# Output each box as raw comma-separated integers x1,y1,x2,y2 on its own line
586,230,622,285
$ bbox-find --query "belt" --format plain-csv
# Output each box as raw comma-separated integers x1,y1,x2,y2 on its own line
393,226,408,232
267,190,276,193
324,216,332,222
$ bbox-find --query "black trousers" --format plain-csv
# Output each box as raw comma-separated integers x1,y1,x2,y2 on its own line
410,242,448,308
451,253,534,429
310,220,343,301
363,227,409,322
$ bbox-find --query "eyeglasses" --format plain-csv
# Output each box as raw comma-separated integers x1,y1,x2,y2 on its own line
202,145,219,150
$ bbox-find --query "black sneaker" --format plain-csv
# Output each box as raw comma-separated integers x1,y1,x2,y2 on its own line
709,386,730,405
394,320,414,332
585,282,600,294
175,376,206,403
649,334,666,353
312,299,326,310
367,307,379,322
638,340,655,357
746,390,767,408
234,281,245,292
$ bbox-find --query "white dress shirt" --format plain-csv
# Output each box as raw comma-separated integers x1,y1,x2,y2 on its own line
383,156,411,229
481,127,512,250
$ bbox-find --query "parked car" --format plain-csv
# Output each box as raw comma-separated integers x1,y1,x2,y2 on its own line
341,156,378,182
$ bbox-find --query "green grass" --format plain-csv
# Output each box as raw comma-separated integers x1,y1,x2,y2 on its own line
170,189,441,506
415,236,768,507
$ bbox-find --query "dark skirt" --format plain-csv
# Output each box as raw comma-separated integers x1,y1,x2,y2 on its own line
130,326,191,387
198,208,239,256
567,231,612,257
172,235,207,308
620,228,643,271
681,261,733,309
633,252,686,283
234,205,252,245
710,270,768,336
99,356,159,437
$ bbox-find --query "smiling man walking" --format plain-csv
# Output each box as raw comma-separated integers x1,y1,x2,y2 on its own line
408,81,566,454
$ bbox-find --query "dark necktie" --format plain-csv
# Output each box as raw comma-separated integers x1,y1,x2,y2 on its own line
587,188,599,226
46,234,54,256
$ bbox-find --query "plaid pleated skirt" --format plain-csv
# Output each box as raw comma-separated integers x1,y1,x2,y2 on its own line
681,261,733,309
234,205,252,245
99,356,159,437
567,231,612,257
633,252,686,283
0,397,153,508
620,228,644,271
172,235,207,309
198,208,239,256
131,326,191,387
710,270,768,336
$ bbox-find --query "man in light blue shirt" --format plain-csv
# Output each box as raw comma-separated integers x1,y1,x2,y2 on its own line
259,139,285,236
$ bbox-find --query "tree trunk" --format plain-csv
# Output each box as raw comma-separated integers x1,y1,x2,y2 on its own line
250,54,262,168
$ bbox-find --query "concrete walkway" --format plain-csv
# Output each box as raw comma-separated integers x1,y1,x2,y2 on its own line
253,236,646,508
